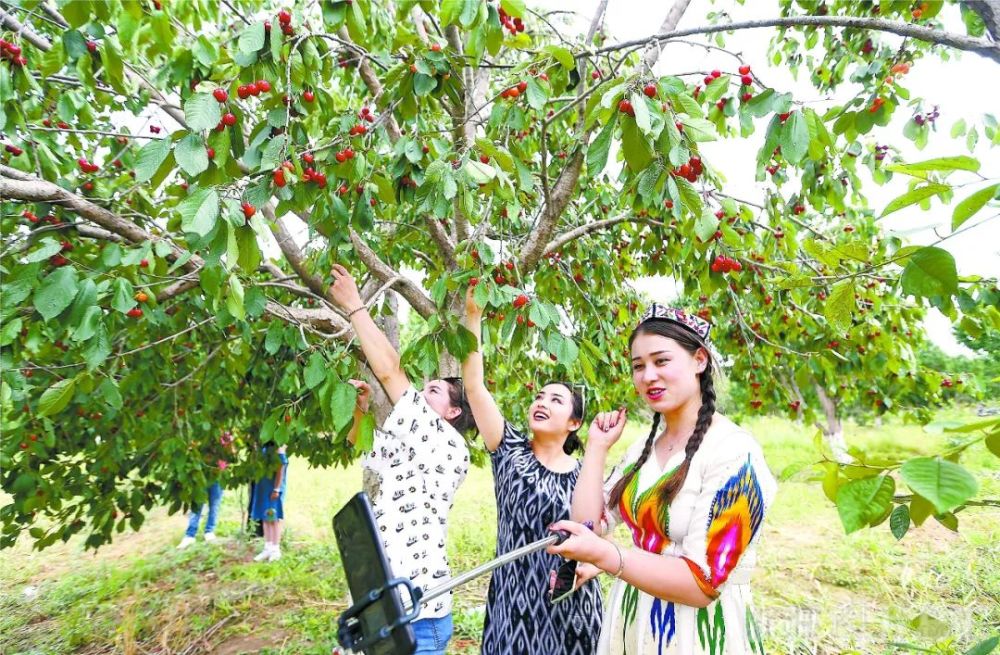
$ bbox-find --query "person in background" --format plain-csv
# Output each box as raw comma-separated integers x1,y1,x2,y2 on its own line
250,445,288,562
177,481,223,549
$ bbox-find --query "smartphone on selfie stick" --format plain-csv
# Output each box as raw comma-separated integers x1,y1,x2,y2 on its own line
333,492,570,655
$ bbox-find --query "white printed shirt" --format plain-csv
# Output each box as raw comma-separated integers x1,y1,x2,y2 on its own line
361,385,469,618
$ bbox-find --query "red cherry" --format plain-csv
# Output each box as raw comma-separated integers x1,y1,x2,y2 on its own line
302,152,315,164
278,9,292,24
741,74,753,86
247,82,260,96
206,147,215,160
139,259,149,268
739,64,751,75
591,70,601,80
127,308,144,318
86,40,98,53
257,79,271,92
222,112,237,126
344,148,354,159
241,202,256,219
335,151,347,163
213,88,228,102
711,69,722,78
303,90,315,103
430,43,442,52
469,277,479,287
237,85,250,99
512,294,529,309
643,84,657,98
480,155,489,164
273,169,287,187
517,81,527,92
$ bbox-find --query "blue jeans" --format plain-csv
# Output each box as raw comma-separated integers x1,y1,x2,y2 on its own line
412,615,453,655
185,483,223,537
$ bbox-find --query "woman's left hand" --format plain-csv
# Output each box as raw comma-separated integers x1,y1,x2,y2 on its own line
546,520,617,572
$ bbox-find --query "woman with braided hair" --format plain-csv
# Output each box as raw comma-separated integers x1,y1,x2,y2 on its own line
548,304,777,654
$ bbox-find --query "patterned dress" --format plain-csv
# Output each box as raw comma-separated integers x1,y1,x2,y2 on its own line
482,423,603,655
598,415,777,655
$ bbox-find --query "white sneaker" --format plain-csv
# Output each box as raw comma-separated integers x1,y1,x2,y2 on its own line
203,533,217,543
253,545,273,561
267,547,282,562
177,536,196,550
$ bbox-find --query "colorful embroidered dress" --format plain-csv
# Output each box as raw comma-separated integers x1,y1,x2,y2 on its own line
598,415,777,655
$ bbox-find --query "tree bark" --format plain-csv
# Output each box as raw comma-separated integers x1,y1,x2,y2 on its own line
814,383,849,463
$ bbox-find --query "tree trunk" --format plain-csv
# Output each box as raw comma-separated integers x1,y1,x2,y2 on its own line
814,383,849,463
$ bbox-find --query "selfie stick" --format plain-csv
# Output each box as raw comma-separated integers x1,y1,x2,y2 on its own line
417,530,569,607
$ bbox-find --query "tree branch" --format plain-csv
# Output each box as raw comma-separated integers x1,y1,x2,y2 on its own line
261,204,329,299
347,229,436,318
337,27,402,142
593,15,1000,65
544,214,665,254
0,7,51,51
0,171,201,275
518,150,585,271
641,0,694,71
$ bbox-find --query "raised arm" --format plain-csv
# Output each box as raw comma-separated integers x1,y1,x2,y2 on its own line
572,408,627,529
461,286,505,452
328,264,409,404
345,379,372,446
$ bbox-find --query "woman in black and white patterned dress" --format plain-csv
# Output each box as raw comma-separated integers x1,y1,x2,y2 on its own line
462,289,603,655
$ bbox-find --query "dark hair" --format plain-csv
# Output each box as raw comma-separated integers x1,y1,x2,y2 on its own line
539,381,585,455
440,377,478,436
607,320,716,510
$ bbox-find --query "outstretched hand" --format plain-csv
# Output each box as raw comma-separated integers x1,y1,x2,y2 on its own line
347,379,371,414
465,284,483,319
328,264,363,311
546,520,617,571
587,407,628,451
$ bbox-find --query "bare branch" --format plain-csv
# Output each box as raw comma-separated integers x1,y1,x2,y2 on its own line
641,0,694,71
518,149,585,271
261,204,329,299
594,15,1000,65
348,229,436,318
0,7,51,50
338,27,402,142
544,214,665,254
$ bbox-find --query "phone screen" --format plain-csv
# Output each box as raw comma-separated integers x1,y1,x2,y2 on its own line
549,559,579,604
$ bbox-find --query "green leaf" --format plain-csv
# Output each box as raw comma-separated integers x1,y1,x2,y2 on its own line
39,377,77,417
889,155,980,174
174,133,209,177
134,138,172,183
965,636,999,655
73,306,102,342
586,116,616,175
34,267,79,322
952,183,998,230
779,110,809,164
82,324,111,371
835,473,895,534
526,78,548,111
985,433,1000,458
111,278,137,314
355,413,376,451
330,382,359,432
824,281,856,332
620,119,653,172
304,353,326,390
259,135,287,172
178,188,220,236
413,73,438,96
226,275,245,321
632,92,651,134
900,246,958,299
889,504,909,540
184,92,222,132
464,160,496,184
900,457,978,514
543,44,574,69
238,21,265,55
24,238,64,263
743,89,793,118
62,30,88,59
880,183,949,218
500,0,526,17
98,378,123,410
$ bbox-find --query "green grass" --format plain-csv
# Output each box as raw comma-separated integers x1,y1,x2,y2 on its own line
1,413,997,654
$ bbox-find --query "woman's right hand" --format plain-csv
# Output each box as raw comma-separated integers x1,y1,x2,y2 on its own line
348,379,372,413
587,407,628,451
465,284,483,319
328,264,364,311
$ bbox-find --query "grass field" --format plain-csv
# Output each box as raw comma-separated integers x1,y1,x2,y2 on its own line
1,412,997,654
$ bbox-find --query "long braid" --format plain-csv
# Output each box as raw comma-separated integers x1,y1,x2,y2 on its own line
658,366,716,505
607,412,660,511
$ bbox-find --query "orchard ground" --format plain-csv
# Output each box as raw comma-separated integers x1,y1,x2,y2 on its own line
1,411,997,655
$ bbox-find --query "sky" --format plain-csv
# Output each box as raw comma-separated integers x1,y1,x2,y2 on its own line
529,0,999,355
